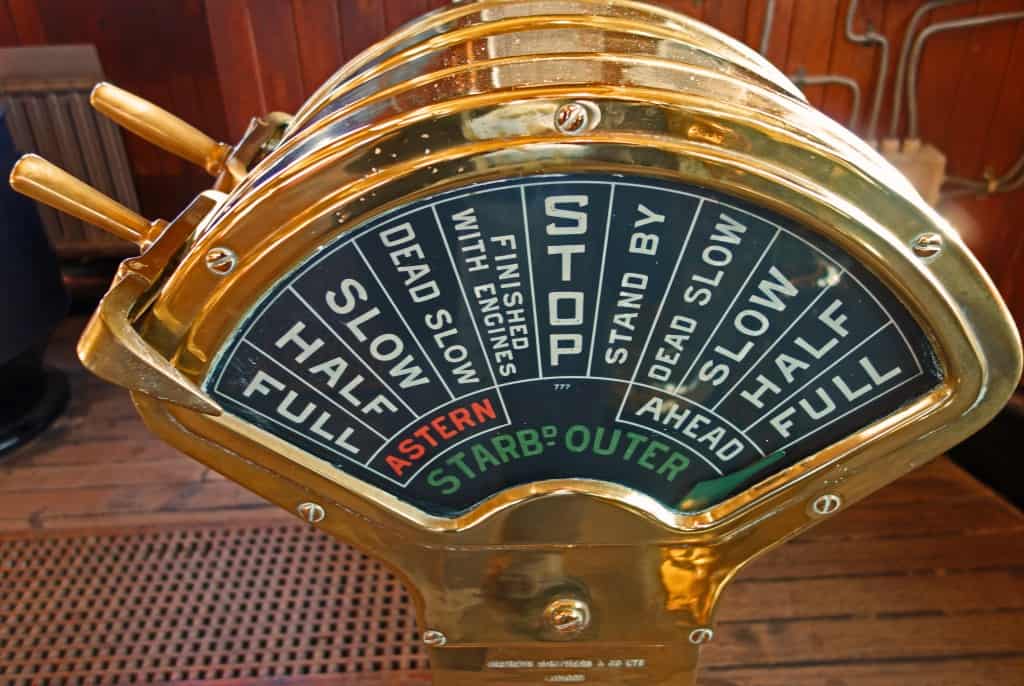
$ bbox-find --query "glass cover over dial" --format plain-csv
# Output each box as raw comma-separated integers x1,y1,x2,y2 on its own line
205,174,942,517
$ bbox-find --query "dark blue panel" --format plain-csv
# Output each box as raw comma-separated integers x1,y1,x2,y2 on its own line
205,174,942,517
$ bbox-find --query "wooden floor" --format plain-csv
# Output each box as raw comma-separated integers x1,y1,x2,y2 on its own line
1,317,1023,684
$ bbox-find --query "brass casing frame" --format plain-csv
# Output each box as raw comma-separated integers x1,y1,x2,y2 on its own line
74,4,1020,684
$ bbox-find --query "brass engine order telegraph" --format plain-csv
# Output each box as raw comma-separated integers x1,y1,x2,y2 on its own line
10,2,1022,684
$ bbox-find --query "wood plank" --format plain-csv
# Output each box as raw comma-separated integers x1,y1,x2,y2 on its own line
700,611,1024,666
784,0,841,110
873,0,917,140
0,503,282,532
720,568,1024,621
0,457,220,492
703,657,1024,685
205,0,266,140
246,0,306,114
763,0,797,67
744,528,1024,580
383,0,435,33
339,0,389,62
827,0,887,137
0,480,268,527
803,496,1021,539
966,20,1024,328
700,0,749,40
0,1,17,44
5,0,45,44
661,0,706,21
23,0,227,220
293,0,345,96
913,0,980,145
942,0,1022,180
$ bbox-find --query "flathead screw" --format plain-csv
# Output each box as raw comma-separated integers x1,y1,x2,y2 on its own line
689,628,714,645
296,502,326,523
811,494,843,516
554,101,599,135
422,629,447,647
205,246,237,275
911,233,943,260
544,598,591,637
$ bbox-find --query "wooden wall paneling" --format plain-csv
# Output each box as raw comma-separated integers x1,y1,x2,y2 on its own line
5,0,229,221
784,0,841,109
744,0,770,51
976,17,1024,186
383,0,443,33
4,0,45,44
338,0,390,62
244,0,307,116
942,0,1021,180
757,0,798,68
700,0,750,40
874,0,915,141
977,21,1024,326
934,1,1021,283
0,3,16,44
207,1,269,141
292,0,345,95
912,1,979,144
819,0,881,130
660,0,706,21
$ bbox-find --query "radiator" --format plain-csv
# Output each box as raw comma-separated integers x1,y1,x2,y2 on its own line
0,45,139,258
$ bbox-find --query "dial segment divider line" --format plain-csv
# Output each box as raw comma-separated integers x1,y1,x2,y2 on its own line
743,320,894,431
615,198,703,425
519,185,545,378
587,183,616,377
710,272,843,412
212,277,298,395
431,205,512,428
609,181,922,373
239,339,388,441
673,228,781,396
288,285,418,418
614,417,724,476
351,240,456,401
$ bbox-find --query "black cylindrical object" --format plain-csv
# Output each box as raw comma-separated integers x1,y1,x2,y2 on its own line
0,108,69,457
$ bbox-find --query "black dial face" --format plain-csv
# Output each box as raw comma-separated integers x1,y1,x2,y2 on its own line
205,174,942,517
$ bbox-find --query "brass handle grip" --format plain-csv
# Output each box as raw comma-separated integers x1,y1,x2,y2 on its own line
10,154,152,245
91,82,230,175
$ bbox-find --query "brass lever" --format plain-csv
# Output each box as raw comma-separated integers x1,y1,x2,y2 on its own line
9,154,159,247
90,82,231,176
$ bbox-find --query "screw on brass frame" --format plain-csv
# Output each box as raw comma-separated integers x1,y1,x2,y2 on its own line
422,629,447,647
205,247,238,275
296,502,326,523
911,233,943,259
810,494,843,516
689,628,714,645
554,101,598,135
543,597,592,637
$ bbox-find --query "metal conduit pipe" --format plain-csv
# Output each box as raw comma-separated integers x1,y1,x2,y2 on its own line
889,0,971,138
908,11,1024,139
944,152,1024,195
845,0,889,140
790,73,862,130
760,0,776,56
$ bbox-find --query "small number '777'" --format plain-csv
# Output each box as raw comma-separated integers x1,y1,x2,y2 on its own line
553,383,572,390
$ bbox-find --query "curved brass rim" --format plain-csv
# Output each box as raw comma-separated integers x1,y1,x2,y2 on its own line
206,62,916,258
289,3,804,135
139,90,1016,538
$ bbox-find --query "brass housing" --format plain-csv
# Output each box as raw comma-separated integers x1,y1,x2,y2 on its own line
15,2,1021,684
